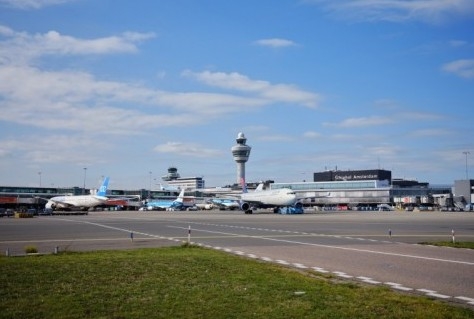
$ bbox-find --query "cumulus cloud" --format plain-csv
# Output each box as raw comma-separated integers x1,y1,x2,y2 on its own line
0,134,109,165
0,65,267,134
307,0,474,23
0,27,322,143
0,0,73,9
153,142,224,158
254,38,296,48
442,59,474,78
0,25,155,65
303,131,321,138
257,134,294,142
325,116,394,128
182,70,321,108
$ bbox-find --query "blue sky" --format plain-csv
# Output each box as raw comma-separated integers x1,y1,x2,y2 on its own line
0,0,473,190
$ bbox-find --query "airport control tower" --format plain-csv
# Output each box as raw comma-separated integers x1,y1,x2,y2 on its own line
231,132,251,185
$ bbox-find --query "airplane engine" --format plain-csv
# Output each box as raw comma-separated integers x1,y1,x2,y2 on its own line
294,202,303,209
240,202,253,214
240,202,250,211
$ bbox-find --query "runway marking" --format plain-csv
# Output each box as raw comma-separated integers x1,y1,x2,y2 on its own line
456,296,474,305
312,267,329,273
333,271,352,279
29,217,474,307
417,289,450,299
357,276,381,284
385,282,413,291
168,226,474,266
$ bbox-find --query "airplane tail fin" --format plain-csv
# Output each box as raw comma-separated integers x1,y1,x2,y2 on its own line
255,183,264,192
175,188,185,203
97,177,110,197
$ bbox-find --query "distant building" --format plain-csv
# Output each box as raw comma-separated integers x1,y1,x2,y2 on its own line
162,166,205,190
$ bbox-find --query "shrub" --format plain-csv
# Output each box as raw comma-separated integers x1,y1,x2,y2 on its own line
24,245,38,254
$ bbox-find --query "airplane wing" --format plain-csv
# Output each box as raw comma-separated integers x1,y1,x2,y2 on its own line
35,196,75,208
210,198,240,210
43,197,77,208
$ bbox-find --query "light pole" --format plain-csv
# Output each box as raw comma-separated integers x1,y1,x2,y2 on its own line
463,151,470,180
148,171,152,199
38,171,42,187
83,167,87,195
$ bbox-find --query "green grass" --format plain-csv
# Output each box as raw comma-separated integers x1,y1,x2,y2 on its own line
1,246,472,319
419,241,474,249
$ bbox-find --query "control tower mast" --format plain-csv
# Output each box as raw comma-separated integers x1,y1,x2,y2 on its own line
231,132,251,185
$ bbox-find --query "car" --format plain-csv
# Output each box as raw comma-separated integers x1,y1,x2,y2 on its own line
5,209,15,217
39,208,53,215
26,208,37,215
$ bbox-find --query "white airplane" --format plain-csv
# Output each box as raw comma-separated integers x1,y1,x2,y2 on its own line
44,177,110,211
239,183,301,214
145,188,186,211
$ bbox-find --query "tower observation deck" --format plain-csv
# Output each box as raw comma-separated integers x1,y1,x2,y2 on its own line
231,132,251,184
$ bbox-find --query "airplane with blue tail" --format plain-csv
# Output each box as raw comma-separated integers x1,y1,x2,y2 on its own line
43,177,110,211
145,189,186,211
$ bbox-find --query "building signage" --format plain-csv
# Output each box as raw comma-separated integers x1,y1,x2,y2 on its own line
334,173,378,181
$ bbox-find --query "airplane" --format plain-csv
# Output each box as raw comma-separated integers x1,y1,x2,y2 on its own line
43,177,110,211
210,198,240,210
145,188,186,211
239,182,302,214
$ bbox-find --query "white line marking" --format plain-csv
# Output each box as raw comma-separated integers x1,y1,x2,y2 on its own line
456,296,474,304
293,263,308,269
167,226,474,266
357,276,381,284
385,282,413,291
312,267,329,273
333,271,353,278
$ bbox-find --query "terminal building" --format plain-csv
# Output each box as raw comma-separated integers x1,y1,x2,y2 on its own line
271,169,455,210
0,168,470,212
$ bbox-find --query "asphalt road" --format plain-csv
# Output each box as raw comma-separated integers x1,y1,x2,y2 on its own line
1,210,473,308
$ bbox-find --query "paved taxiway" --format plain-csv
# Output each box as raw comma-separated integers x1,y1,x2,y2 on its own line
1,210,473,307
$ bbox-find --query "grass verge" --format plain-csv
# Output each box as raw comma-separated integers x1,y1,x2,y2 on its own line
418,241,474,249
0,246,472,319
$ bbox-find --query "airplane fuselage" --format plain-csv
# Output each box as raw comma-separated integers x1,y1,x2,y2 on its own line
46,195,108,209
241,189,297,207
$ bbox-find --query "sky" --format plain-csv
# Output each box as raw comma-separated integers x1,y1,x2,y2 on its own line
0,0,473,190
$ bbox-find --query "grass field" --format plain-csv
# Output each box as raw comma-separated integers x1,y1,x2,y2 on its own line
1,246,472,319
419,241,474,249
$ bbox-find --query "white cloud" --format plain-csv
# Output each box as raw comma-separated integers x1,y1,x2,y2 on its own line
0,27,321,142
257,135,294,142
442,59,474,78
449,40,468,47
254,38,296,48
325,116,394,128
303,131,321,138
0,65,269,134
182,70,321,108
0,134,109,165
308,0,474,23
410,128,453,137
153,142,224,158
0,0,73,9
0,26,155,65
